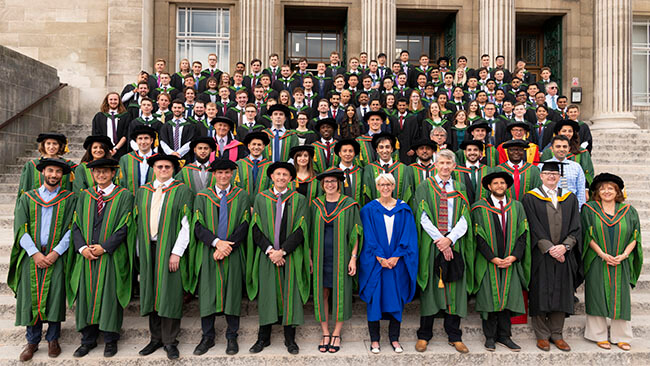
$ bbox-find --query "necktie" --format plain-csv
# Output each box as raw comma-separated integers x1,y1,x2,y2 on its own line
96,190,105,216
252,159,259,187
325,141,331,166
210,69,214,77
399,115,404,129
157,74,161,87
273,193,283,250
219,138,226,154
382,164,389,171
150,184,164,236
256,102,261,113
438,181,448,233
470,166,478,189
273,130,281,162
560,172,569,191
424,165,430,179
200,164,207,183
499,200,507,253
217,190,229,239
362,107,367,116
549,189,558,208
332,109,337,119
174,122,181,150
513,165,521,200
222,104,227,115
344,168,352,194
194,76,199,89
110,112,118,142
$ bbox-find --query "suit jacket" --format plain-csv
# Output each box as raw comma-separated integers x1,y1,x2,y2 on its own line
159,120,196,160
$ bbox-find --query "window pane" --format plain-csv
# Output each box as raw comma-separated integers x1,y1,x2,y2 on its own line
217,40,230,71
290,32,306,58
221,10,230,37
633,53,648,92
409,37,422,60
178,9,187,36
190,40,217,65
323,33,337,55
307,33,321,58
422,36,430,57
396,35,408,55
191,10,217,36
633,24,647,46
176,40,188,64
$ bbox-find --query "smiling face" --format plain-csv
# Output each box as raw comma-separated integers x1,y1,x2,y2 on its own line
376,139,393,162
322,177,340,195
434,156,455,179
376,177,395,199
91,142,107,160
271,168,291,191
42,165,63,188
153,160,174,181
43,139,61,157
597,182,618,203
194,143,213,161
91,167,116,186
488,178,508,198
338,144,355,164
213,169,234,189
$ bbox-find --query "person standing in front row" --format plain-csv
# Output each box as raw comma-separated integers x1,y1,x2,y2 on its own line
471,171,531,352
135,154,193,360
359,173,418,354
246,162,310,355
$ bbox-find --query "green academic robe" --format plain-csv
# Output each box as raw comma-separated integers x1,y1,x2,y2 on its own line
312,141,340,173
452,165,493,204
175,162,217,194
18,158,77,199
72,163,94,194
581,201,643,320
409,162,437,189
234,157,272,205
341,166,364,204
455,144,499,167
495,162,542,201
67,187,134,332
289,176,321,206
362,161,414,204
263,129,299,162
311,195,362,322
246,189,310,326
134,180,193,319
118,151,156,194
471,198,531,319
190,187,250,317
355,135,375,167
413,178,475,317
9,189,76,326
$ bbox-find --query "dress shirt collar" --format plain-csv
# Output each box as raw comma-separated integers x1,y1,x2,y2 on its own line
95,183,116,196
273,187,288,196
154,177,175,188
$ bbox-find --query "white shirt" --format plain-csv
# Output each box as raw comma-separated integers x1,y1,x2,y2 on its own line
507,160,523,170
151,178,191,256
138,150,153,186
78,183,116,253
379,158,394,167
490,194,508,229
542,184,558,209
466,161,481,169
160,118,191,157
420,175,468,245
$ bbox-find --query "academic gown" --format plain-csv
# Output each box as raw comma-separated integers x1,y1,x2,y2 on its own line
362,161,414,205
118,151,157,194
452,165,493,204
9,188,76,326
190,187,250,317
91,112,131,159
18,158,78,199
358,199,418,322
159,120,196,161
174,162,217,194
392,114,420,164
522,188,582,316
68,187,134,333
233,157,272,206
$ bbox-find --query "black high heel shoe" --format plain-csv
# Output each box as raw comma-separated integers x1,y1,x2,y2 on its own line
318,335,330,353
329,336,341,353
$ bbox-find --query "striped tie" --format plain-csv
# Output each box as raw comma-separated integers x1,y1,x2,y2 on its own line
174,122,181,150
96,190,105,216
438,181,448,232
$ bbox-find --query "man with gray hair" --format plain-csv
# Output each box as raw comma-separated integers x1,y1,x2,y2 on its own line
413,149,472,354
545,82,560,110
430,127,448,161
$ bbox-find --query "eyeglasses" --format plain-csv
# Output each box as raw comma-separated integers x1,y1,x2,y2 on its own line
323,179,339,184
377,183,394,187
155,165,173,170
549,86,557,89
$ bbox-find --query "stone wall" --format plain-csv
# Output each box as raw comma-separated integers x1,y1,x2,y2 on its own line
0,46,79,170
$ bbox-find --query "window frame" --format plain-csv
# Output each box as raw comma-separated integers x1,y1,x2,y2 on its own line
632,18,650,106
175,6,231,73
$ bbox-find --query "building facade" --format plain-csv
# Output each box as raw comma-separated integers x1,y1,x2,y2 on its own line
1,0,649,128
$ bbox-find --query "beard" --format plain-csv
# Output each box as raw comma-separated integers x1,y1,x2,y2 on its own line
45,177,62,188
196,156,210,164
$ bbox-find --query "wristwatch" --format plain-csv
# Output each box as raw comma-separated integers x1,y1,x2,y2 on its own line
564,244,570,251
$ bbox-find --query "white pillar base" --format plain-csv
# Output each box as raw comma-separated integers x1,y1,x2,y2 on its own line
589,112,639,130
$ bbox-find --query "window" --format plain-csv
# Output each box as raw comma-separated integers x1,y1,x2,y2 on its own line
176,7,230,72
287,31,340,65
633,18,650,106
396,34,445,63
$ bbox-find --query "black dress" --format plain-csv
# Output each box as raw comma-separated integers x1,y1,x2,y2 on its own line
322,200,337,288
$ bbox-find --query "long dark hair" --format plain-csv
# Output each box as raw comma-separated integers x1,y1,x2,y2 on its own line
81,142,112,163
340,105,363,139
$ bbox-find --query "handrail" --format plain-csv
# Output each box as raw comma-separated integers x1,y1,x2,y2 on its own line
0,83,69,131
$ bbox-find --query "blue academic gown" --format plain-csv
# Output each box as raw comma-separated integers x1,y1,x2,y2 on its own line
359,199,418,322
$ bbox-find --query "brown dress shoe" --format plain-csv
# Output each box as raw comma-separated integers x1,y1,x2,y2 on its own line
449,341,469,353
19,344,38,362
48,340,61,358
552,339,571,352
536,339,550,351
415,339,428,352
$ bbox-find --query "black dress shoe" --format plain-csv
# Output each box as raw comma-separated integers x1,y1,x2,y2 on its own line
139,341,163,356
496,337,521,352
249,339,270,353
164,345,179,360
104,342,118,357
193,337,215,356
226,338,239,355
73,343,97,358
285,340,300,355
484,338,496,352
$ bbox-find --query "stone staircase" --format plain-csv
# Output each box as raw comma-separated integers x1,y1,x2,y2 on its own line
0,127,649,364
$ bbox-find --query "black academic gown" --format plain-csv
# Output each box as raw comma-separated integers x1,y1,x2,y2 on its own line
91,112,131,158
391,114,420,164
521,189,583,316
159,121,196,160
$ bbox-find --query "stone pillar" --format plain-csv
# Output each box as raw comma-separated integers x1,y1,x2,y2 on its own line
361,0,396,60
479,0,514,68
591,0,638,129
142,0,154,72
240,0,274,68
107,0,144,91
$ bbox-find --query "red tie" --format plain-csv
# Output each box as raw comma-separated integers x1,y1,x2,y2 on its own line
223,105,227,115
96,189,105,216
513,165,521,200
325,141,331,166
399,115,404,129
332,109,337,119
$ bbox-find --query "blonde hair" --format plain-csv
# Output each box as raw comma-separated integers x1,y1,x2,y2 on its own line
375,173,395,186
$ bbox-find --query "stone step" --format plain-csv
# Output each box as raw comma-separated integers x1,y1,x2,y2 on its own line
1,338,648,365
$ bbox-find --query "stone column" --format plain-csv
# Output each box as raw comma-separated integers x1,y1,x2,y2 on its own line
479,0,514,68
361,0,396,60
142,0,154,72
240,0,274,68
591,0,638,129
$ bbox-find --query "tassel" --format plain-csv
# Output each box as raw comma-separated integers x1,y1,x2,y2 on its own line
64,144,70,154
179,159,186,168
438,267,444,288
396,140,400,149
344,179,349,187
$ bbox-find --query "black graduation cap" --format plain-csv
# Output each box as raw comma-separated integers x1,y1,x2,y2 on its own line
243,131,270,146
553,119,581,134
371,132,396,150
539,161,568,176
460,140,484,150
190,137,217,151
482,171,514,189
83,135,114,150
314,118,338,132
410,138,437,151
267,162,297,180
434,251,464,284
333,138,360,156
131,125,157,140
210,116,235,130
467,120,492,134
37,133,67,145
86,158,119,170
208,159,238,172
590,172,625,193
266,104,291,119
289,145,315,159
147,153,181,172
36,158,72,175
502,139,529,149
316,168,345,182
363,110,387,123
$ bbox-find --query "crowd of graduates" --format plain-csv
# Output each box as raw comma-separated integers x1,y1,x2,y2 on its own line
9,50,643,362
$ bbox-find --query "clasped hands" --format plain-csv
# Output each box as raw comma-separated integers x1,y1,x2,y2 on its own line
32,251,60,269
548,244,567,263
491,255,517,269
435,237,454,261
81,244,105,261
267,248,286,267
600,252,627,267
213,239,235,261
